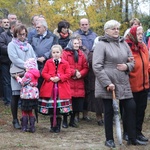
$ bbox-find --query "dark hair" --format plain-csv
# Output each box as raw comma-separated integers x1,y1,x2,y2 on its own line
13,24,28,38
57,20,70,33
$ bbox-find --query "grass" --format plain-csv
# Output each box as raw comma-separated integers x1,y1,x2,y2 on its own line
0,100,150,150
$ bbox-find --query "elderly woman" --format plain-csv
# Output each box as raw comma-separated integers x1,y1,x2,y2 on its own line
8,24,37,129
125,26,149,143
62,37,89,128
92,20,142,148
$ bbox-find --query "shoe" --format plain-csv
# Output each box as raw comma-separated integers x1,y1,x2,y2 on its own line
123,133,129,141
105,140,115,148
74,117,79,123
62,121,68,128
12,119,21,129
97,120,104,126
127,139,147,145
69,122,78,128
137,134,148,142
82,116,91,121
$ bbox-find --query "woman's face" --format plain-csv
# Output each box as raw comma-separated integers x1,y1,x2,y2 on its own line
17,29,27,42
61,27,68,34
105,26,120,38
73,39,79,50
136,28,143,43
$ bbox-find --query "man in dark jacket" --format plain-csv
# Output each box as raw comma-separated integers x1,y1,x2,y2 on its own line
31,19,58,89
0,21,17,106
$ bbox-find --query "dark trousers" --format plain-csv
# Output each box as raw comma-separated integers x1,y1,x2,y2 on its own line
133,90,148,136
103,98,136,141
1,64,12,105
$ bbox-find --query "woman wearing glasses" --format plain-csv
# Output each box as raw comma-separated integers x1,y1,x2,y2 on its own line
8,24,37,129
92,20,143,148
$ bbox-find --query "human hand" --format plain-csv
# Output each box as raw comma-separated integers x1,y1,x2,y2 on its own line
117,64,128,71
37,57,45,63
50,77,60,82
76,70,81,79
107,83,115,91
127,57,134,62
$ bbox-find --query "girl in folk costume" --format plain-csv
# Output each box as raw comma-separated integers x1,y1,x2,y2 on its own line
39,45,72,133
15,58,40,133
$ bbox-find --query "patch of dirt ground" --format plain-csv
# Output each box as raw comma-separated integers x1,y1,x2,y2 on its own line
0,100,150,150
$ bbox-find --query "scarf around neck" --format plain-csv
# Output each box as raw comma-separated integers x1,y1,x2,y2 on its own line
59,32,69,39
12,38,29,52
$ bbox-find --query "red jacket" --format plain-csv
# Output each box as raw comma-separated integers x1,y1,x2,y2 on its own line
40,58,71,99
129,44,150,92
62,49,89,97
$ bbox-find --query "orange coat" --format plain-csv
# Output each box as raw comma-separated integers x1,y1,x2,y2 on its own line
129,44,150,92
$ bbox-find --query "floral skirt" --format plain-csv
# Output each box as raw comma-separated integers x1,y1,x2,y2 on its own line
38,98,72,115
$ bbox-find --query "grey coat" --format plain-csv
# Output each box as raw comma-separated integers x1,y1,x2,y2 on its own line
92,35,134,100
8,41,36,91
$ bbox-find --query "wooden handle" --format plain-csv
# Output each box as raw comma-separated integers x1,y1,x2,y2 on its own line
112,90,116,99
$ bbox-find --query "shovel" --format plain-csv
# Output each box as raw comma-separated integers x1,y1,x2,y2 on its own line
112,90,122,145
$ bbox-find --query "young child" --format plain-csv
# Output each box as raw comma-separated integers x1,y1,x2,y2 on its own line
39,44,72,133
15,58,40,133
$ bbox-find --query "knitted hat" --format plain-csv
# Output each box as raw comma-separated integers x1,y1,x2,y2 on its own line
24,58,37,69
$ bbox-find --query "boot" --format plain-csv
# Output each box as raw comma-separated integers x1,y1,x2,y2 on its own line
55,117,62,133
62,114,68,128
12,119,21,129
29,116,36,133
20,116,28,132
50,117,55,132
69,112,77,128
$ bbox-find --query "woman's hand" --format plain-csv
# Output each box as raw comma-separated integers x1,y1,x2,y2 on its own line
107,83,115,91
117,64,128,71
76,70,81,79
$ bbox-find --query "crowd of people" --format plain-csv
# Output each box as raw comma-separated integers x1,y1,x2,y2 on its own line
0,14,149,148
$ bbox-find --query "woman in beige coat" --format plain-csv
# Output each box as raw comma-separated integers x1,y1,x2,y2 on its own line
92,20,143,148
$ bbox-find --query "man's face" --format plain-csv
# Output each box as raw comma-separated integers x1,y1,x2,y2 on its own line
8,15,17,22
36,22,46,35
80,19,90,32
2,19,9,29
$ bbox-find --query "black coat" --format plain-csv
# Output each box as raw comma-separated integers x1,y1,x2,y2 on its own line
0,29,13,64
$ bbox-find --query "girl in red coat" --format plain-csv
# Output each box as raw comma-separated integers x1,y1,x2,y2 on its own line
62,38,89,127
39,45,72,133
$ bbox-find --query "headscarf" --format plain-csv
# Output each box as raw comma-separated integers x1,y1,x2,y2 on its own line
64,39,79,62
125,26,144,52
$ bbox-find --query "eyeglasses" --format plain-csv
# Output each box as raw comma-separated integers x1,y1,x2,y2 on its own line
18,33,26,37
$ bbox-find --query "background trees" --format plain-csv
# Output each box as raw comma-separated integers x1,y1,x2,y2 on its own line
0,0,150,35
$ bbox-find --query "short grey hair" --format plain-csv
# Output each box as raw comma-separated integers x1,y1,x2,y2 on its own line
36,20,48,29
104,20,121,31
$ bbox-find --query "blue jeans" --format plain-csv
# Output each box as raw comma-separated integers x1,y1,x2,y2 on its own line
1,64,12,105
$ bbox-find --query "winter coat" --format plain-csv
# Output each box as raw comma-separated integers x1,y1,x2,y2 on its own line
92,35,134,100
73,29,97,51
53,28,73,49
0,29,13,64
62,49,89,97
8,41,37,91
16,68,40,99
125,26,150,92
31,30,58,59
40,58,71,99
